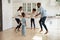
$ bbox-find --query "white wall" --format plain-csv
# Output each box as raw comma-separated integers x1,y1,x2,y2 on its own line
2,0,13,30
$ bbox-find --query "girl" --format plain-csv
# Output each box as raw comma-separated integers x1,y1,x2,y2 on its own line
27,8,36,30
29,8,36,30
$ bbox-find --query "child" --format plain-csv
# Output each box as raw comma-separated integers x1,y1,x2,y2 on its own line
21,12,26,36
27,8,36,30
30,8,36,30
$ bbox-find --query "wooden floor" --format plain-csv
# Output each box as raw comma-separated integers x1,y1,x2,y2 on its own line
0,28,60,40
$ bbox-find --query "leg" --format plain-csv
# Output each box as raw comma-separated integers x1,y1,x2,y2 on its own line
15,25,20,31
42,22,48,31
17,23,22,31
42,22,48,34
15,18,20,24
18,21,22,29
22,25,26,36
31,18,33,29
39,18,43,32
15,18,20,31
32,19,35,29
42,17,48,34
16,25,20,31
15,26,18,31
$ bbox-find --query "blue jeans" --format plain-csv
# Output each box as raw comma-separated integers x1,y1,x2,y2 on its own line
22,25,26,36
31,18,35,29
39,16,48,31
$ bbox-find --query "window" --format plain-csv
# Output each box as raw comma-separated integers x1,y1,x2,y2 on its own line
32,3,36,9
23,3,26,12
27,3,31,12
56,0,60,2
23,3,37,12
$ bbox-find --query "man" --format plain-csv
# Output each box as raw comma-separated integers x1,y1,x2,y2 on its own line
35,2,48,34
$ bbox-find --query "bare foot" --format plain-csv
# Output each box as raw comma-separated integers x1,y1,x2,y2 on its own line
17,29,20,31
40,30,43,32
15,28,16,31
44,31,48,34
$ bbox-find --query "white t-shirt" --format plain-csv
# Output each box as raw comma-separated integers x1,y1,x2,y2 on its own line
14,10,23,19
30,12,37,19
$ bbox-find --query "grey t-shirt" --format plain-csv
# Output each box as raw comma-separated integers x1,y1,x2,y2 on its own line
21,18,26,26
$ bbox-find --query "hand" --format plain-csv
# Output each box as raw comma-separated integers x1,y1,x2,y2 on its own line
25,16,30,18
35,15,37,17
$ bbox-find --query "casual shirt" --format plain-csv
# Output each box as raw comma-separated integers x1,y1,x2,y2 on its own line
37,7,47,17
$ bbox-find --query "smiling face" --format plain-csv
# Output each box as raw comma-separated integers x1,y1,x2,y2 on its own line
37,3,41,8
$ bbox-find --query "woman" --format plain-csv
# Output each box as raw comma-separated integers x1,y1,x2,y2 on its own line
14,6,23,31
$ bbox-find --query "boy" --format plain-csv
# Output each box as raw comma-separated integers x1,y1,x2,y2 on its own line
21,12,26,36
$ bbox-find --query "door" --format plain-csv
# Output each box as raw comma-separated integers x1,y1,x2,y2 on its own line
0,0,2,31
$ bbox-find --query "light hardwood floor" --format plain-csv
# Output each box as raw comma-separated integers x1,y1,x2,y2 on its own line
0,28,60,40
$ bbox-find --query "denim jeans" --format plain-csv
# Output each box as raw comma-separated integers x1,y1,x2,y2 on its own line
39,16,48,31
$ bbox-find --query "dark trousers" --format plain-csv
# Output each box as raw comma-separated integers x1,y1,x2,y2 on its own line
39,16,48,31
15,18,22,29
31,18,35,28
